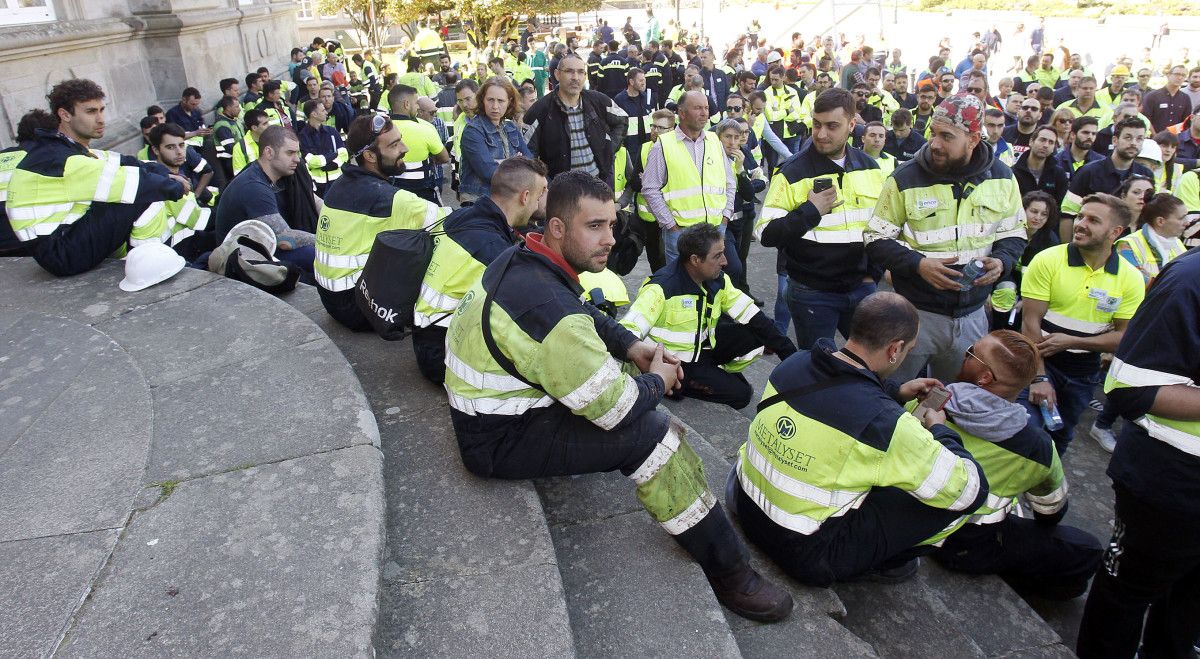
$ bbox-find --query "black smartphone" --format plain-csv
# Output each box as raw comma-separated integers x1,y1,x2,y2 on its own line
812,177,833,193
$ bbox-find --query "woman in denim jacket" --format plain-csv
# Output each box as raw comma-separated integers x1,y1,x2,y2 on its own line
459,76,533,203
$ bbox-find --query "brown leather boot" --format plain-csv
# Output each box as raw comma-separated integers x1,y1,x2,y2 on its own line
707,564,794,623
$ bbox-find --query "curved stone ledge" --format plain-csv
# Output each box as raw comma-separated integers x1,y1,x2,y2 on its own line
0,258,384,657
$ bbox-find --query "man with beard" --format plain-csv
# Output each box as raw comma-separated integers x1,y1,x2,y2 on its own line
798,70,833,131
865,94,1027,382
1060,117,1152,239
411,157,548,383
1003,98,1042,158
313,116,450,330
1056,116,1103,177
444,170,795,624
853,82,882,123
1013,124,1069,204
758,89,885,348
1020,193,1144,455
912,79,939,138
937,70,957,104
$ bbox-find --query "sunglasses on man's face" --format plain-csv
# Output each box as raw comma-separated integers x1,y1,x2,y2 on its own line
852,91,868,98
967,87,985,94
726,105,744,112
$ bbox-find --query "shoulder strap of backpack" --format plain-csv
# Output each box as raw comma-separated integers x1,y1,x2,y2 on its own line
755,374,858,414
480,248,544,392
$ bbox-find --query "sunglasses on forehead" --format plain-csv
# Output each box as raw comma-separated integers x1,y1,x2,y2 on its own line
353,114,389,158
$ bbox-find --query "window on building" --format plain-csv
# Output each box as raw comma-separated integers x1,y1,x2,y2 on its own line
0,0,55,26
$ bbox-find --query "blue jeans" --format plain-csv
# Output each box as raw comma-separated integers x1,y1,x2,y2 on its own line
1018,361,1101,456
661,226,681,263
785,279,877,350
773,275,791,335
721,223,743,281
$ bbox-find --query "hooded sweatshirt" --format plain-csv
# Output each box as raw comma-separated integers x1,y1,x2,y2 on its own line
866,139,1028,317
943,382,1029,441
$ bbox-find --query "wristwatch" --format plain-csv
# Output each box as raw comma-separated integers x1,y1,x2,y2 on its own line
1031,375,1049,384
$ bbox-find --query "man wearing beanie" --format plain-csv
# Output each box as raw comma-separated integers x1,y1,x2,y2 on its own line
864,93,1027,382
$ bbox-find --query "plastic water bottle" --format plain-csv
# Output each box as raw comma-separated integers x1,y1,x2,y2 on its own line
1040,400,1064,431
958,259,985,291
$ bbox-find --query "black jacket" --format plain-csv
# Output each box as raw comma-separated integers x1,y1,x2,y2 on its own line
524,90,627,187
761,143,884,292
1012,150,1069,204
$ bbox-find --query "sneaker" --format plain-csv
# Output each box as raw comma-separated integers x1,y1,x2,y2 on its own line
1090,422,1117,453
708,565,794,623
856,557,920,584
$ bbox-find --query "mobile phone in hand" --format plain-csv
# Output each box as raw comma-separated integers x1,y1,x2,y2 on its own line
914,386,951,421
812,177,833,193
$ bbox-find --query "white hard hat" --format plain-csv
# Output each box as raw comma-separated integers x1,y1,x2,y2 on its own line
1137,137,1163,165
225,220,278,260
120,242,186,292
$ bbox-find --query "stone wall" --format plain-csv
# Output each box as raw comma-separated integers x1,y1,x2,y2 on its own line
0,0,298,154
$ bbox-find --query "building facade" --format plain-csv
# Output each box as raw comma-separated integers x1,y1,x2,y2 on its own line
0,0,298,153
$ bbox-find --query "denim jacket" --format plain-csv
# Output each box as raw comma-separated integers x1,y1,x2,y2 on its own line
459,115,532,197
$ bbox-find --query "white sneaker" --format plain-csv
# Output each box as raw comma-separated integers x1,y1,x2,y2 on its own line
1091,422,1117,453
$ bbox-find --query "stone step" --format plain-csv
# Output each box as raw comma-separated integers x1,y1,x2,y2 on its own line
1,261,384,657
536,401,877,658
535,462,741,657
289,286,575,658
666,415,878,659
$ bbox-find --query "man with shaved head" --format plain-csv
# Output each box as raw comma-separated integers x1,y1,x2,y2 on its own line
641,90,737,264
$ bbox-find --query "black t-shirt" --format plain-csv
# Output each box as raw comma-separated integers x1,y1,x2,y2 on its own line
1003,124,1035,157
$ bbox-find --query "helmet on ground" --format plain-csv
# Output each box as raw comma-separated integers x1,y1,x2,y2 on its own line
120,242,186,292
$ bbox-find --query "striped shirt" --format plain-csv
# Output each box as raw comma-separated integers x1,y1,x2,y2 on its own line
557,95,600,177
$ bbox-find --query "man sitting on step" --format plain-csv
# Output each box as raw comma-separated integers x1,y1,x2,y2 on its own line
730,292,989,586
444,171,794,623
619,223,797,410
919,330,1103,600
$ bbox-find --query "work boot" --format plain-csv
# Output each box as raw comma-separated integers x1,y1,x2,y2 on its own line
707,564,794,623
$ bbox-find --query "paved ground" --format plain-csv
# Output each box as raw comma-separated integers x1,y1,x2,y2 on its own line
0,259,384,657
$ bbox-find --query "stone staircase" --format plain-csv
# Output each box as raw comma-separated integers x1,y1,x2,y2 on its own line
285,238,1082,657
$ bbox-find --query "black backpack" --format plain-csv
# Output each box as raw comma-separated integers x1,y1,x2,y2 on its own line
354,219,445,340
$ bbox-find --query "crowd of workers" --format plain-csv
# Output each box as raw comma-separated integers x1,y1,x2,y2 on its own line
1,10,1197,657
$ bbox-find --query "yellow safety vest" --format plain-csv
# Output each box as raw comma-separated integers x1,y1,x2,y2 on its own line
658,131,728,228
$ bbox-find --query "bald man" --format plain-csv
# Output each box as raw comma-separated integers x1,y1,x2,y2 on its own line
640,90,737,264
